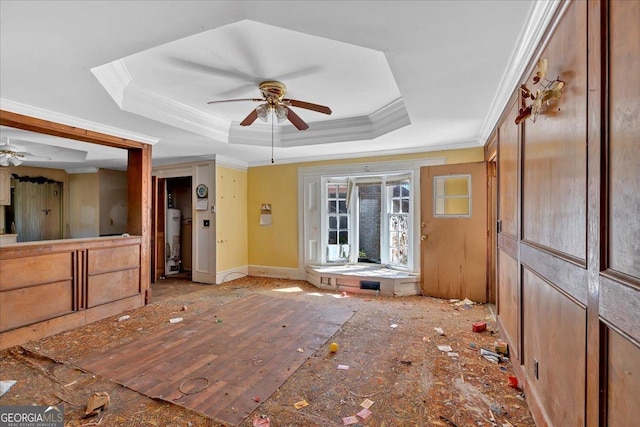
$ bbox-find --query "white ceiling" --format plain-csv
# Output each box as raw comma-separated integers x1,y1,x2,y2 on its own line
0,1,559,170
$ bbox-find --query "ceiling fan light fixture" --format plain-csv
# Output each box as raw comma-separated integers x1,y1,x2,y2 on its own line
0,157,8,167
256,104,270,122
275,104,288,123
9,156,23,166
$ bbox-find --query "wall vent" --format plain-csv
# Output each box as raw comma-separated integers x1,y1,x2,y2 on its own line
360,280,381,291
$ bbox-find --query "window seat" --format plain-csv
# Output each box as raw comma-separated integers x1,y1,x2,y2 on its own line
306,264,421,297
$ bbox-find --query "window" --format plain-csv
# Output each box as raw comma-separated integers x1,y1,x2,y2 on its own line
388,182,410,266
326,183,349,260
324,176,411,268
433,174,471,217
300,157,444,273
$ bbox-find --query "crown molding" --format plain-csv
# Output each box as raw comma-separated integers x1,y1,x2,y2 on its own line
478,0,563,144
247,138,479,167
228,98,410,148
123,80,231,142
0,98,160,145
90,59,132,109
214,154,249,171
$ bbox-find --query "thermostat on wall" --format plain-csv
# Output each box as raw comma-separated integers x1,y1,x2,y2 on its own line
196,184,208,198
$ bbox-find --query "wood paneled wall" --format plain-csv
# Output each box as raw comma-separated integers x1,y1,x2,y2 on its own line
492,1,639,425
0,110,152,349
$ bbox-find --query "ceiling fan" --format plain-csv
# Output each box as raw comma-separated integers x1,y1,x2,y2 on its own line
0,137,50,166
207,80,332,130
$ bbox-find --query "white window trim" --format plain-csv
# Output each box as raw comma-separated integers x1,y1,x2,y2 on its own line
433,173,473,218
298,157,445,275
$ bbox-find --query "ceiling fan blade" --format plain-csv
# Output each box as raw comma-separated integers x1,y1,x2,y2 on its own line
284,99,332,115
167,57,258,84
285,107,309,131
239,109,259,126
207,98,262,105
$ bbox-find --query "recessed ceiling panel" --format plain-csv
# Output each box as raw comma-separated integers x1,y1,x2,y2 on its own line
92,19,410,147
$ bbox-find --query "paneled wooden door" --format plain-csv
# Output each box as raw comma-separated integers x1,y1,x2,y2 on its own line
420,162,488,302
151,177,166,283
13,180,62,242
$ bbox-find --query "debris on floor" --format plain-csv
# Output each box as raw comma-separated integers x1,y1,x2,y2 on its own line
0,276,536,427
0,380,16,397
84,391,110,417
472,321,487,332
252,415,270,427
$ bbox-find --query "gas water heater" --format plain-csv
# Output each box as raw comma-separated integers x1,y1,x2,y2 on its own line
165,208,181,275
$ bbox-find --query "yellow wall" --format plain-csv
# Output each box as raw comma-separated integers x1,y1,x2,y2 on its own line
216,165,248,271
247,147,484,268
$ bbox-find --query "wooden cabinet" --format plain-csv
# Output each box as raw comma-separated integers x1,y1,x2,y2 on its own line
0,168,10,205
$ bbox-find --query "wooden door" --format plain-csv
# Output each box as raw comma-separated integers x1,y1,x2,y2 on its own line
152,177,166,282
420,162,488,302
13,180,62,242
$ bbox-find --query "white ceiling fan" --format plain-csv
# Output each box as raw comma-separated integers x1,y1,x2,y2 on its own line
0,137,51,166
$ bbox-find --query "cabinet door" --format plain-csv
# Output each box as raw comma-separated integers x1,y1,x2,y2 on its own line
0,168,10,205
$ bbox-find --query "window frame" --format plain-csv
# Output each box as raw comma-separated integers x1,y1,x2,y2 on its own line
299,157,446,274
320,174,412,270
433,173,473,218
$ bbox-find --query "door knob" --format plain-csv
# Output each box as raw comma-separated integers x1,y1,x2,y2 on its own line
421,235,428,241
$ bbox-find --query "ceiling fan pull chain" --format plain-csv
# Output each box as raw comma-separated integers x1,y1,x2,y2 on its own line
271,110,274,164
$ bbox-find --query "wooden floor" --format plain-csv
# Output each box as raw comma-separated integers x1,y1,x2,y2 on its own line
77,293,356,426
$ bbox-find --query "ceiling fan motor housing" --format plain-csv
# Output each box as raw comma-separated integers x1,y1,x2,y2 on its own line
259,81,287,104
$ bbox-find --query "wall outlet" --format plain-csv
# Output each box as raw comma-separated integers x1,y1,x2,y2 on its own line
203,219,210,227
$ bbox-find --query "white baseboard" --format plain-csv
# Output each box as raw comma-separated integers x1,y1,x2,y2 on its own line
247,265,307,281
216,266,249,284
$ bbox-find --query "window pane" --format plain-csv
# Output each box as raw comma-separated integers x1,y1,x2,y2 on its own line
339,215,348,229
393,199,400,213
444,198,470,215
329,216,337,229
444,176,469,196
402,199,409,213
328,185,337,198
339,231,349,244
338,185,347,199
329,231,337,244
328,200,337,213
393,186,400,197
401,185,410,197
339,200,347,213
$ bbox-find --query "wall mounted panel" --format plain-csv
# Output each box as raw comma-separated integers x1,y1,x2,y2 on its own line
522,267,586,426
498,100,519,239
497,247,519,359
606,328,640,425
607,0,640,280
521,0,588,262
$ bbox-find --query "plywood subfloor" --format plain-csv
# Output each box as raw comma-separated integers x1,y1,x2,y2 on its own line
76,293,356,426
